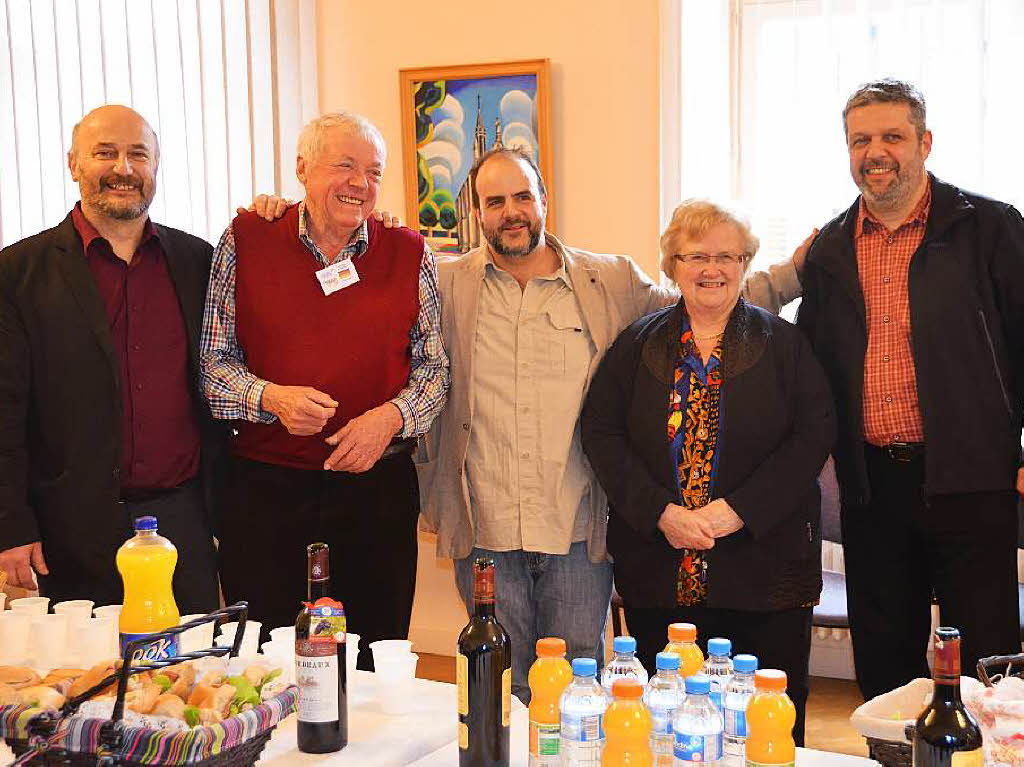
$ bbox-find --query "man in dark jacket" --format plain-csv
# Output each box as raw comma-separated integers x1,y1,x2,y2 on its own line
798,79,1024,700
0,105,223,612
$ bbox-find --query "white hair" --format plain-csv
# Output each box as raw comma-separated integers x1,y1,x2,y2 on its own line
296,111,386,164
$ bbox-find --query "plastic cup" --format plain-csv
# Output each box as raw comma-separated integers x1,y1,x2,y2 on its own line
178,614,215,653
269,626,295,644
375,653,419,714
346,633,361,680
93,604,122,621
369,639,413,667
0,611,31,664
31,613,69,668
80,616,116,667
9,596,49,616
53,600,95,630
216,621,261,657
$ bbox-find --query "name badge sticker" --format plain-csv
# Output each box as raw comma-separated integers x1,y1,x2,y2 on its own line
316,257,360,296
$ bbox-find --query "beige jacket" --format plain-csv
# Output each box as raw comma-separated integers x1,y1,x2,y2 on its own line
416,234,675,563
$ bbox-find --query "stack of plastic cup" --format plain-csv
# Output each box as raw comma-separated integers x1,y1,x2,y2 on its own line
80,616,117,667
369,639,418,714
53,600,95,665
9,596,50,616
0,611,31,665
178,614,216,653
93,605,122,658
31,613,68,669
216,620,262,657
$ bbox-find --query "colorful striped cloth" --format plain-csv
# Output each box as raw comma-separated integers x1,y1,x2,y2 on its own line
0,686,297,764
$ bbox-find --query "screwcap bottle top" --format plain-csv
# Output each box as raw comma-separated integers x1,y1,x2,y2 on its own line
536,637,567,657
755,669,788,691
667,622,697,642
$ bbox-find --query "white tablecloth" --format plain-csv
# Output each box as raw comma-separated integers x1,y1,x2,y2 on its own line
409,706,880,767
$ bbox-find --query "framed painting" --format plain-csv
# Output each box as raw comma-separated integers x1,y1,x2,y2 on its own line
399,59,553,255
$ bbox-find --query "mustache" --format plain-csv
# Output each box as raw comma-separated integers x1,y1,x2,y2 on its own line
100,174,143,190
861,160,899,173
500,218,530,230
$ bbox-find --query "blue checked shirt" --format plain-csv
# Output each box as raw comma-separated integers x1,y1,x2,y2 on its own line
200,202,449,438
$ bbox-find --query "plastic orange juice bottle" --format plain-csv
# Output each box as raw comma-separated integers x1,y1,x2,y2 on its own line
664,623,704,679
528,637,573,766
116,515,180,664
745,670,795,767
603,678,652,766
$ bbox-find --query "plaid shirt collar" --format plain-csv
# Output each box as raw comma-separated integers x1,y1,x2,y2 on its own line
856,176,932,238
297,200,369,264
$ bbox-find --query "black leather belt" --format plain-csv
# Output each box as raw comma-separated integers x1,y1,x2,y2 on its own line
380,438,416,460
868,441,925,462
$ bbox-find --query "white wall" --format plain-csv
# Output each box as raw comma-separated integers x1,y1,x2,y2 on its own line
316,0,663,656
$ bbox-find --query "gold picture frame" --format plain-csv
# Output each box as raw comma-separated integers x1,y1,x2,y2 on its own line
399,59,553,255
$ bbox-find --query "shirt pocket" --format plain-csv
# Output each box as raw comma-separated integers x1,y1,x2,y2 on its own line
538,304,585,376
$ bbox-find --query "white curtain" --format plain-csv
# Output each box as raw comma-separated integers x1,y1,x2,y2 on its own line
0,0,319,248
665,0,1024,269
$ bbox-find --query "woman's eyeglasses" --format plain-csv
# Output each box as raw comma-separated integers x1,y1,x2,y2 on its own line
674,252,749,266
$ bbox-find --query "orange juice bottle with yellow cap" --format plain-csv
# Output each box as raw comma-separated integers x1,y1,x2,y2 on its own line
528,637,573,766
745,669,795,767
664,623,704,679
603,678,652,767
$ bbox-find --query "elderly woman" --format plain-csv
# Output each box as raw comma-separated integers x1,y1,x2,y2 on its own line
580,200,835,743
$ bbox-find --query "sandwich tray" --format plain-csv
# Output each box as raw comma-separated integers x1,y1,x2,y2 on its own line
1,602,297,766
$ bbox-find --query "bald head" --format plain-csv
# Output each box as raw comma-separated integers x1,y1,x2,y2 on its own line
69,105,159,221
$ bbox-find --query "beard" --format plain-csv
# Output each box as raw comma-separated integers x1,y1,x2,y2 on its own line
855,147,926,213
82,172,155,220
482,215,542,258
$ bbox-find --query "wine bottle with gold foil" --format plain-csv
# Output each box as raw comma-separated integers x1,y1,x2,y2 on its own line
912,627,982,767
457,557,511,766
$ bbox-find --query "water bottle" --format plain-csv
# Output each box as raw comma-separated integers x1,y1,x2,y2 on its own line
703,638,734,711
672,675,723,766
723,654,758,767
559,657,609,766
645,652,685,767
602,636,649,692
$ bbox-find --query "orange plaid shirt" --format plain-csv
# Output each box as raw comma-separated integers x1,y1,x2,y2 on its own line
856,181,932,446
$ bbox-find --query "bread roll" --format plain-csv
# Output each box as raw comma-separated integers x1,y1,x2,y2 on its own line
124,683,160,714
69,662,117,699
151,693,186,719
0,682,20,706
18,685,66,709
42,669,86,686
0,666,41,690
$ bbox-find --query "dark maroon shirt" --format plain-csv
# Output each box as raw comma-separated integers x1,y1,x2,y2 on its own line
71,204,201,493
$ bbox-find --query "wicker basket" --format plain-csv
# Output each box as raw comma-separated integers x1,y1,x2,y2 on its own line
865,733,913,767
1,603,297,766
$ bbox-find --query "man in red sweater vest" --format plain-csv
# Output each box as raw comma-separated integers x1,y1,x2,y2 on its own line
200,112,449,667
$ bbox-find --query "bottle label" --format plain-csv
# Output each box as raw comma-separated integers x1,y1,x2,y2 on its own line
301,598,346,643
650,705,675,735
951,750,983,767
561,712,603,764
725,706,747,737
529,720,561,759
652,731,674,766
119,633,179,665
674,731,723,762
457,652,468,715
458,721,468,750
295,652,339,723
502,667,511,726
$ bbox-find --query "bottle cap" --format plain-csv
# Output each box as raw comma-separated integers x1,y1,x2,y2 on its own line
707,637,731,657
612,678,644,699
754,669,788,691
734,654,758,673
667,622,697,642
612,636,636,654
656,652,681,671
133,516,158,532
572,657,598,677
685,674,711,695
536,637,567,657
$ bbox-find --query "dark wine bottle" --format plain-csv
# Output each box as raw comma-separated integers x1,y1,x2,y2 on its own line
912,627,982,767
457,557,511,767
295,542,348,753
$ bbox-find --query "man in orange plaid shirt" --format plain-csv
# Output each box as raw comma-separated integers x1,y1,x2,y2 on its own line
798,79,1024,700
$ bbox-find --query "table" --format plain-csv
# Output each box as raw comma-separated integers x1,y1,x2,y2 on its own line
410,706,880,767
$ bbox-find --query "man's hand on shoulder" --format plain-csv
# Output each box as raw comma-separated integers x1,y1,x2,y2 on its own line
238,194,293,221
323,403,403,473
0,542,48,590
792,228,819,275
261,383,338,435
371,210,401,228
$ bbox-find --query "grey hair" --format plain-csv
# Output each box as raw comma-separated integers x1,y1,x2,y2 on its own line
659,199,758,280
296,111,386,163
843,79,927,139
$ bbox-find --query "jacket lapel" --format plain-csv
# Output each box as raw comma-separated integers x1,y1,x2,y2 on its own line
813,200,867,329
158,226,202,371
52,215,120,393
449,250,486,419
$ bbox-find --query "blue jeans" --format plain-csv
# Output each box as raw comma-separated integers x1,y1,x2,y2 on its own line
455,542,613,705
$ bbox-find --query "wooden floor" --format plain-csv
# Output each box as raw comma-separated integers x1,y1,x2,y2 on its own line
416,654,868,757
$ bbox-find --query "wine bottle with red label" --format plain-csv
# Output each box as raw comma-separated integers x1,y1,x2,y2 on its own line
296,542,347,753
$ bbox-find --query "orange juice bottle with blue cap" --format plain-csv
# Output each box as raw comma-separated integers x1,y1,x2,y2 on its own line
603,678,653,766
745,670,795,767
116,515,180,663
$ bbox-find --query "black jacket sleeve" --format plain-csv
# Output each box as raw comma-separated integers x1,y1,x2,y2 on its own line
581,324,676,542
724,329,837,538
0,254,40,550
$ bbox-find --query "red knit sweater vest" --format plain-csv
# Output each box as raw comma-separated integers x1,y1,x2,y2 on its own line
232,205,423,469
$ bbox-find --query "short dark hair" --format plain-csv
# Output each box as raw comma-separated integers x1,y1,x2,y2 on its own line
843,78,927,139
469,147,547,211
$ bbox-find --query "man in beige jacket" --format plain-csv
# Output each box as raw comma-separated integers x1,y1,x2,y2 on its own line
416,146,805,703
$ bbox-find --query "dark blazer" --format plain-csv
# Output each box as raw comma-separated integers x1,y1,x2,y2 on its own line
0,212,226,594
798,174,1024,505
581,298,836,611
